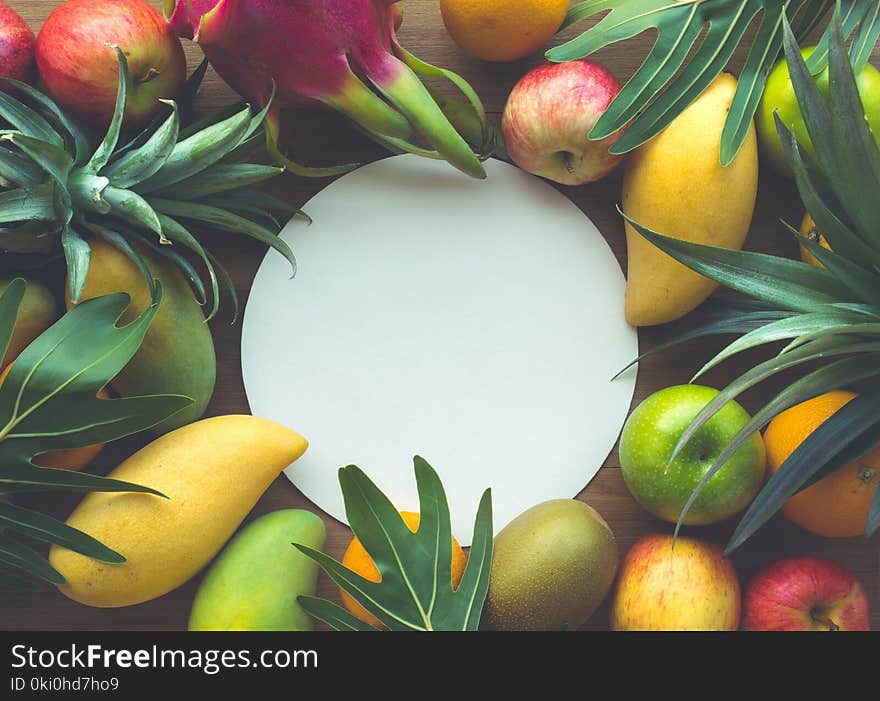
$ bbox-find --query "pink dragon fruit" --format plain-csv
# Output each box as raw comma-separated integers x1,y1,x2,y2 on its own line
164,0,489,178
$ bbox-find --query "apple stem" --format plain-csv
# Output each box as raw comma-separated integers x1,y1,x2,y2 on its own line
811,611,840,631
137,68,162,85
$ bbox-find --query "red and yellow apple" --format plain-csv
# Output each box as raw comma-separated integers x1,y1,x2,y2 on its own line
35,0,186,129
501,60,624,186
743,556,870,631
611,534,741,631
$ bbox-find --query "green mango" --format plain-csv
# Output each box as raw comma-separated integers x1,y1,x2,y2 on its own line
188,509,326,631
0,275,59,367
68,237,215,433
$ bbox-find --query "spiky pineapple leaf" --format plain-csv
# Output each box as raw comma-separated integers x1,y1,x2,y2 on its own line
295,457,493,631
86,47,128,174
147,197,297,277
60,225,90,304
136,105,253,193
777,117,880,270
613,309,793,380
673,353,880,539
690,310,869,381
728,387,880,550
103,101,179,189
1,78,91,165
620,213,853,311
546,0,875,164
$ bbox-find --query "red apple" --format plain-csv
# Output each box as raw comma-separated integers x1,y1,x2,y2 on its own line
501,60,624,186
743,556,871,631
35,0,186,129
0,3,36,87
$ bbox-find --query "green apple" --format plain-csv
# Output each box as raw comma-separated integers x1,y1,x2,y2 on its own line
619,384,766,526
756,46,880,177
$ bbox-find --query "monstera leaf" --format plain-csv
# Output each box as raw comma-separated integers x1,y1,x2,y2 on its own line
547,0,880,164
0,279,192,586
296,457,493,631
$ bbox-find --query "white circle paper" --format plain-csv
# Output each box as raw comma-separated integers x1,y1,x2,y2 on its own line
242,155,638,544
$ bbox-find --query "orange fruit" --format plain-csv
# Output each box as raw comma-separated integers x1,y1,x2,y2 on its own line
340,511,467,627
439,0,569,63
764,391,879,537
799,212,831,268
0,364,108,471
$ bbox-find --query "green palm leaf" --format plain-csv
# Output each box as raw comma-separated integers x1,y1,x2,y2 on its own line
622,11,880,549
546,0,876,164
295,457,493,631
729,387,880,549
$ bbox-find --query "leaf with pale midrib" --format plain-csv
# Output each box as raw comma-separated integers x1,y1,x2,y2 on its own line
296,457,493,631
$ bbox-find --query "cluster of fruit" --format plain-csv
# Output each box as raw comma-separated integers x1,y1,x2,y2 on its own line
0,0,877,633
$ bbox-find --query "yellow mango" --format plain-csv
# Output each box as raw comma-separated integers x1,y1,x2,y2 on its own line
49,415,308,608
622,74,759,326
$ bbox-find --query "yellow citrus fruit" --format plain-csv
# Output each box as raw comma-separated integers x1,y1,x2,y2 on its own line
799,212,831,268
439,0,569,63
0,364,107,471
764,391,879,537
340,511,467,627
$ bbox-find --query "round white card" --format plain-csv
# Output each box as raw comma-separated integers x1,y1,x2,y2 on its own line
242,155,638,543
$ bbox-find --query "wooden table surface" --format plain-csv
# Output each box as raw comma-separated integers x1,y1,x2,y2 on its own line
3,1,878,631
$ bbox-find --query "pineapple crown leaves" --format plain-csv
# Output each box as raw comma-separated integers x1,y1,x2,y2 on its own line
620,8,880,549
0,49,298,321
547,0,880,165
0,278,193,587
294,457,493,631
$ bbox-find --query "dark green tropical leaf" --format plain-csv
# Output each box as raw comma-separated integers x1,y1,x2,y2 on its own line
0,534,64,584
782,13,880,249
547,0,877,164
728,386,880,550
799,420,880,490
0,290,191,449
622,213,852,311
295,457,493,631
0,501,123,564
796,229,880,307
0,277,25,366
691,310,867,381
776,116,880,270
867,473,880,536
677,353,880,539
296,596,379,631
0,567,40,589
614,310,792,380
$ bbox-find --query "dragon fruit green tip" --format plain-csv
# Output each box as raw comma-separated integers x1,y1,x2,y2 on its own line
164,0,489,179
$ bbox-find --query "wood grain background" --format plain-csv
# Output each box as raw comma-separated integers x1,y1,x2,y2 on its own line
2,0,878,631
